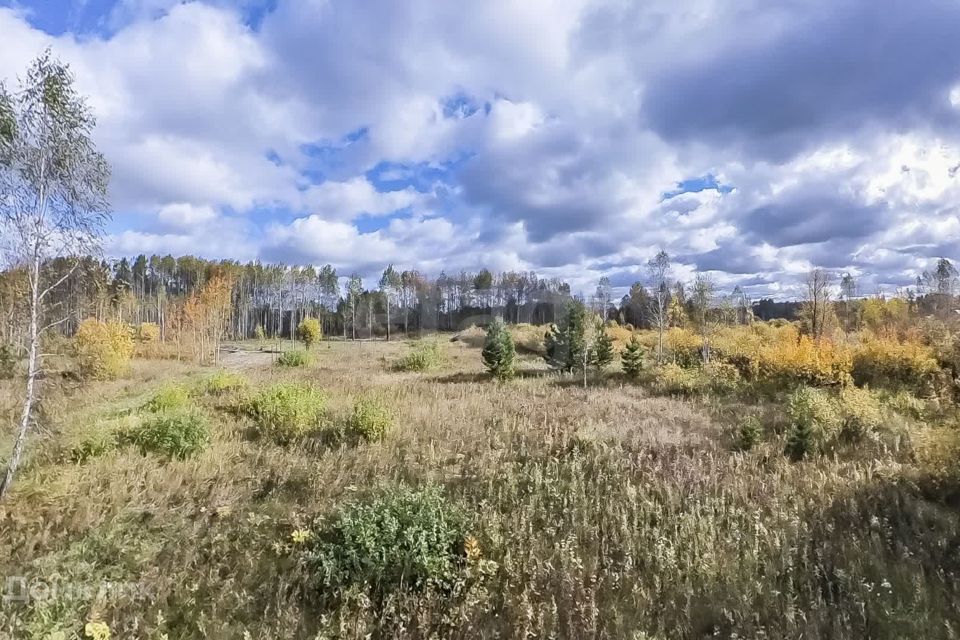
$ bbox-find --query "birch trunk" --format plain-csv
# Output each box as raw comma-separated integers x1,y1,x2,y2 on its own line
0,252,41,499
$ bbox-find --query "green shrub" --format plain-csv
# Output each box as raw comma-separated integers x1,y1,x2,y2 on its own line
877,389,929,421
300,486,468,599
144,383,190,412
69,415,139,463
201,370,247,395
297,317,322,349
254,324,266,341
481,318,516,380
0,343,15,379
735,416,763,451
276,350,310,367
130,410,210,459
837,386,884,440
243,383,327,442
393,341,444,372
347,397,392,441
786,386,842,458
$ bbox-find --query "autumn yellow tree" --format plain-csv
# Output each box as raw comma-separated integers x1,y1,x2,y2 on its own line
183,274,234,365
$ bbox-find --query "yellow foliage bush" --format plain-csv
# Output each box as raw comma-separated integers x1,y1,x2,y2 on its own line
667,327,702,366
508,323,547,354
136,322,160,342
837,386,884,440
604,323,635,350
653,363,702,396
851,333,940,391
703,361,742,394
75,318,134,380
859,298,910,334
758,326,852,386
711,325,771,379
297,317,322,349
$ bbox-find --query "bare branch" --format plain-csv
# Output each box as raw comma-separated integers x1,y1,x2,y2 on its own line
39,258,79,300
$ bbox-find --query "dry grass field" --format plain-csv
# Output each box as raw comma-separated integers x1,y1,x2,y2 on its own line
1,336,959,639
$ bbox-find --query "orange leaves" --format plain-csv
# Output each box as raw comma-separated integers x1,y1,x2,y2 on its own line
180,274,235,364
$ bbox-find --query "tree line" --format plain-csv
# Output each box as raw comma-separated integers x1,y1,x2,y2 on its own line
0,255,582,349
4,251,960,357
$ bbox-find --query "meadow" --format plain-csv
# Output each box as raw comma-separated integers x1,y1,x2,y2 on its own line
1,326,959,639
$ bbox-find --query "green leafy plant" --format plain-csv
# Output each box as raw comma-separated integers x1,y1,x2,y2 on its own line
130,410,210,459
481,318,516,380
276,350,310,367
143,383,191,412
300,486,468,600
837,385,884,440
877,389,928,421
201,370,247,396
347,397,392,441
69,415,139,463
786,386,842,459
243,383,327,442
621,335,645,379
393,341,444,372
0,343,15,379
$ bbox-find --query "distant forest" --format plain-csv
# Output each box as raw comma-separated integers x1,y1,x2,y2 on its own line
0,253,953,350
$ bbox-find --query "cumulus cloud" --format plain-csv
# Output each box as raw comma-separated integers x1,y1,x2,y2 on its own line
2,0,960,299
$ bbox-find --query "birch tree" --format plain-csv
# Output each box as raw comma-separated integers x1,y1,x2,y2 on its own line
379,264,400,341
690,274,715,363
803,268,834,341
0,52,110,498
346,273,363,340
647,251,671,365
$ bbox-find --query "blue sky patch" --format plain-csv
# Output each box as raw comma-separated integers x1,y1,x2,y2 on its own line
661,174,734,201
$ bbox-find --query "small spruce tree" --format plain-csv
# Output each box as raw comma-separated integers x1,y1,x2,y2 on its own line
544,301,588,373
621,335,645,379
786,418,814,460
589,320,614,373
736,416,763,451
482,318,516,380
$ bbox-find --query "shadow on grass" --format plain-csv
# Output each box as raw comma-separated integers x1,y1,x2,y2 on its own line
429,368,556,385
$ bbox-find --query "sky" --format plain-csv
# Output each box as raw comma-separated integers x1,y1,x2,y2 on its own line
2,0,960,299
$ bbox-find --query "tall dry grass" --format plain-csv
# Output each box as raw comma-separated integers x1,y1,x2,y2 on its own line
0,338,957,638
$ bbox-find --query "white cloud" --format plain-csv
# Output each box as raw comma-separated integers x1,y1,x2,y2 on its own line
2,0,959,298
299,178,426,221
157,203,218,230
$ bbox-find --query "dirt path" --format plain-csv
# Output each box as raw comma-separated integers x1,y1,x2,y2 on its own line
218,347,274,370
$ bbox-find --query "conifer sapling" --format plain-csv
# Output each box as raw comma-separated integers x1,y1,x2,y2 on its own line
482,318,516,380
621,334,645,379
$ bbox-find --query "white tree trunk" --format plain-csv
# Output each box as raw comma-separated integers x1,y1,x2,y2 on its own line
1,253,41,499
